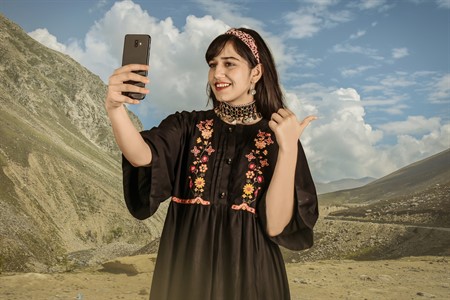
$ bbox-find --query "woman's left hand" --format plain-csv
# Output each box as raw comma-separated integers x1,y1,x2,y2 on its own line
268,108,317,152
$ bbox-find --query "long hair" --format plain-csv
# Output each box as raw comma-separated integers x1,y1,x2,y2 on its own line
205,28,285,120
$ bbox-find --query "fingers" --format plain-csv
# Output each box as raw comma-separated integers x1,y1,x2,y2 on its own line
270,108,295,124
269,109,317,134
112,64,149,76
106,64,150,109
109,65,149,85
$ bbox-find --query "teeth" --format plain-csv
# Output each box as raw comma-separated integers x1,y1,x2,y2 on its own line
216,83,230,88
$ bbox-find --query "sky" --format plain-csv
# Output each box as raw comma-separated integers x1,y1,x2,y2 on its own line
1,0,449,183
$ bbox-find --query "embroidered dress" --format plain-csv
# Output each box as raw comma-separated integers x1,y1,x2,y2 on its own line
123,109,318,300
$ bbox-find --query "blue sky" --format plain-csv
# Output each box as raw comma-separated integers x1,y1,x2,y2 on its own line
1,0,449,182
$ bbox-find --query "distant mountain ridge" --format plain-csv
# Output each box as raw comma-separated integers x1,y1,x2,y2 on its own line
315,177,375,195
319,148,450,205
0,14,166,272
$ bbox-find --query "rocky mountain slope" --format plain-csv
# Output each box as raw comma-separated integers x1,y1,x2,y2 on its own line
319,148,450,206
0,14,166,272
288,149,450,263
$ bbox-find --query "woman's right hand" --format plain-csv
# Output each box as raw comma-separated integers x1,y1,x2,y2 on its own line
105,64,150,111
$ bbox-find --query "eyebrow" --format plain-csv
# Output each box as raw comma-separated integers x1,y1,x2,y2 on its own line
209,56,240,62
220,56,240,61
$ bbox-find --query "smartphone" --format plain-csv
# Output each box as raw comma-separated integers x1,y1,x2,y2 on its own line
121,34,151,100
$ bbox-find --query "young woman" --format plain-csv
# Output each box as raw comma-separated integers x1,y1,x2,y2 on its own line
105,28,318,300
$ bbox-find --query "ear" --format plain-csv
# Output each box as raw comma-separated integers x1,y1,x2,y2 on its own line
251,63,263,84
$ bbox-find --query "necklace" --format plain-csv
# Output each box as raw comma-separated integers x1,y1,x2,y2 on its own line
214,101,262,125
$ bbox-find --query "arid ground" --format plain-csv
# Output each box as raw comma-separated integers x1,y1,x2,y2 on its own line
1,254,448,300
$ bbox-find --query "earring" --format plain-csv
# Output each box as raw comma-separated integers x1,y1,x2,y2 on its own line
249,83,256,96
206,83,211,98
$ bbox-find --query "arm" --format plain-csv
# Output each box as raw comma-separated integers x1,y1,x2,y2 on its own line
266,109,316,236
105,64,152,167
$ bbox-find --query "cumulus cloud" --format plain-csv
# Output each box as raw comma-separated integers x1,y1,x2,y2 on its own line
384,123,450,167
28,28,67,53
27,0,449,183
286,85,448,181
29,0,231,122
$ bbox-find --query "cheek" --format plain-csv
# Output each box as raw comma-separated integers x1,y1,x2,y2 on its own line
207,70,214,83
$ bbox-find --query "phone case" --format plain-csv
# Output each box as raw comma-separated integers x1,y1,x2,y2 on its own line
121,34,151,100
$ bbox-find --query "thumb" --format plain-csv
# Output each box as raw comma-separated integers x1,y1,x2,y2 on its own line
299,115,318,129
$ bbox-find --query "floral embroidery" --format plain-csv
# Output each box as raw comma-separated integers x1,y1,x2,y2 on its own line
189,119,215,198
172,196,211,206
232,130,274,214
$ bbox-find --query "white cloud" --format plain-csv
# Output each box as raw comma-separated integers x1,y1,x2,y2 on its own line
286,85,448,182
350,30,366,39
429,73,450,103
331,43,383,60
341,65,376,77
284,13,322,39
385,123,450,167
378,116,442,136
26,0,449,183
89,0,109,13
193,0,263,30
354,0,393,11
392,47,409,59
28,0,230,120
283,3,352,39
357,0,387,9
436,0,450,9
28,28,67,53
379,73,416,87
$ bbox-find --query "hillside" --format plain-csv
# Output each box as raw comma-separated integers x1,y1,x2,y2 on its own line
318,148,450,206
287,149,450,263
0,14,166,272
315,176,375,195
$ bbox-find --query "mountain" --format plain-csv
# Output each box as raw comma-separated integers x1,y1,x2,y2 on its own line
0,14,166,272
319,148,450,206
318,148,450,229
315,177,375,195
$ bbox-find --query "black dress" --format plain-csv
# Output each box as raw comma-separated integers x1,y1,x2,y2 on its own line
123,109,318,300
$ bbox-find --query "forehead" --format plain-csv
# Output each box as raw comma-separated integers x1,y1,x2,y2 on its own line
212,41,243,60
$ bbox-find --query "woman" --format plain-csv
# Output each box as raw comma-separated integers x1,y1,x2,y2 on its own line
106,28,318,300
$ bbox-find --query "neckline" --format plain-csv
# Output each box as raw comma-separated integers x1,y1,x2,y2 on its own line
212,109,265,128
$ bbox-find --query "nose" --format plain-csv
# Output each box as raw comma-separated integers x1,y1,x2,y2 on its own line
213,64,225,79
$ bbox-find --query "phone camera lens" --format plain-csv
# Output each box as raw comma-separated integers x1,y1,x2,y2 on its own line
134,40,139,47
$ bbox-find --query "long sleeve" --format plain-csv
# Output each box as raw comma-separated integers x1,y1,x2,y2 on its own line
258,141,318,250
122,112,186,220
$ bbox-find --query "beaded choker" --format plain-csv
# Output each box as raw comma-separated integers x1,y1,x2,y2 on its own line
214,101,262,125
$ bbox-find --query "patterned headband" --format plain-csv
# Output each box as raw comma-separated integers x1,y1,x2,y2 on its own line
225,28,261,64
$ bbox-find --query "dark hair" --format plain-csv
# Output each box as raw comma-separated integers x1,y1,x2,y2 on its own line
205,28,285,120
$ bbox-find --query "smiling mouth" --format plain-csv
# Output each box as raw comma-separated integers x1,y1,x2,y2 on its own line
215,83,231,89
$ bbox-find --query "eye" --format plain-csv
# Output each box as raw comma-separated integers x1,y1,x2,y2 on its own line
208,62,217,68
225,62,235,67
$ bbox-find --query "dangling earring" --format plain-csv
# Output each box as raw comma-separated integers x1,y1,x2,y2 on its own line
248,83,256,96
